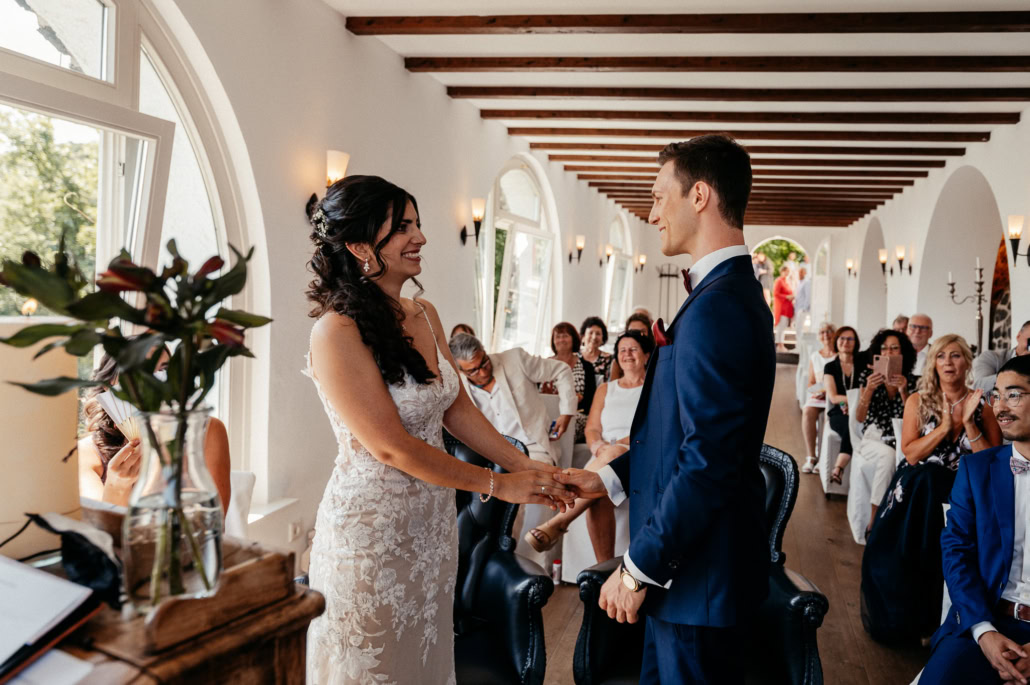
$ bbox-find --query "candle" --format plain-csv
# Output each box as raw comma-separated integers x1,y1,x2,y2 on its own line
948,271,953,283
976,256,981,269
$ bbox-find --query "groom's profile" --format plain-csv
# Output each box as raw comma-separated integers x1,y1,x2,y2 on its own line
559,134,776,684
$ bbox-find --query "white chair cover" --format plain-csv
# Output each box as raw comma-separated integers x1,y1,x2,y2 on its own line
224,470,256,538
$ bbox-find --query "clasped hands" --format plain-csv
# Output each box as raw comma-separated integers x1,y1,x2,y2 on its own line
510,460,607,512
979,631,1030,683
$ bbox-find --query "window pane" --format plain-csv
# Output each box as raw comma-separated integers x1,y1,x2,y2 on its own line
0,0,109,81
497,168,540,222
0,103,98,318
609,218,624,252
497,230,552,352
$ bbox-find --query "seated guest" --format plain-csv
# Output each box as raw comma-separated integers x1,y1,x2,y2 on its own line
861,334,1002,644
449,333,577,563
450,323,475,339
78,350,232,513
624,311,652,338
973,320,1030,392
523,330,652,572
848,329,917,542
579,316,613,383
541,322,596,443
921,355,1030,684
630,305,652,320
908,313,934,375
794,266,811,329
893,314,910,333
801,322,836,473
773,265,794,352
824,326,862,484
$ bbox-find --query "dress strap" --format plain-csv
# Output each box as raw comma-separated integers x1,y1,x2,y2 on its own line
411,299,444,363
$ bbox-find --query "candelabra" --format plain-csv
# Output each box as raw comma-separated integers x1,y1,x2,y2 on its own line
947,260,986,354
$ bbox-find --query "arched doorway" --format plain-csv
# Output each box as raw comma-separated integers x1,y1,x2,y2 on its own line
856,218,887,341
916,166,1004,353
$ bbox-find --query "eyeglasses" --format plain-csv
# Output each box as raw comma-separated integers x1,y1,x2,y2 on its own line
908,324,931,332
838,336,856,343
989,390,1029,407
462,355,491,377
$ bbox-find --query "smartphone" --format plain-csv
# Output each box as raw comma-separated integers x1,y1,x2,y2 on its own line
549,420,560,439
873,354,902,379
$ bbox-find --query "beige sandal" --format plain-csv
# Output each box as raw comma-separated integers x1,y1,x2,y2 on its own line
524,524,567,553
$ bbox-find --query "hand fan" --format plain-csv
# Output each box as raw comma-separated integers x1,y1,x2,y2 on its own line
95,391,141,441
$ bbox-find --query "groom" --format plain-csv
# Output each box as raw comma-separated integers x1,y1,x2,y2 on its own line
559,134,776,683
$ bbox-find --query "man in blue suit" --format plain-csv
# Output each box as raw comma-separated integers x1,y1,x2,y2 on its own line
558,134,776,683
921,354,1030,684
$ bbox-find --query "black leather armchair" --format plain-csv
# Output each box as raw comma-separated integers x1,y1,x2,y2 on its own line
446,435,555,685
572,444,830,685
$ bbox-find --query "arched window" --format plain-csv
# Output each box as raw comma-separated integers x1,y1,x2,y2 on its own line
475,159,560,354
604,214,633,331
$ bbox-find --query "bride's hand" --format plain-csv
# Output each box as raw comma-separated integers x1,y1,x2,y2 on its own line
495,471,573,511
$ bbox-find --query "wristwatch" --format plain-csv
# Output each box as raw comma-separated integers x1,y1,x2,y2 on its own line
620,562,644,592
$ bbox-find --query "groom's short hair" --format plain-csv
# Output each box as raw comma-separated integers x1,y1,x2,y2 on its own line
657,134,752,229
999,354,1030,384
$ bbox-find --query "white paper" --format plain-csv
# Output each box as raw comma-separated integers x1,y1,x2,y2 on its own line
0,557,92,666
10,649,93,685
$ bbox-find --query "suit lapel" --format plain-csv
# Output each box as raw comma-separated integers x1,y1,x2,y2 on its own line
491,358,519,413
993,445,1016,575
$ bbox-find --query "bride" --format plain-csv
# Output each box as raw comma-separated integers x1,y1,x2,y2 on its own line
302,175,572,684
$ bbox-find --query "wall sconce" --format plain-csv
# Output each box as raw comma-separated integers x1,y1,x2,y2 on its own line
1008,215,1029,267
636,254,647,272
569,235,586,263
605,244,614,263
846,258,855,277
326,150,350,187
878,248,888,275
19,298,38,316
461,198,486,246
894,245,911,275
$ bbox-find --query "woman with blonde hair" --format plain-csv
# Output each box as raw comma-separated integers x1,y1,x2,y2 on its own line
800,321,836,473
861,334,1001,645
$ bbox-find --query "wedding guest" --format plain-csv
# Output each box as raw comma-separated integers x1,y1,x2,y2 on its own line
625,311,653,337
848,329,917,542
755,252,773,305
794,266,812,329
824,326,861,484
524,330,652,573
801,322,836,474
908,313,934,375
78,350,231,512
773,265,795,352
541,322,596,443
785,251,800,291
973,320,1030,392
921,355,1030,684
893,314,910,333
862,334,1002,645
450,323,475,339
631,305,653,321
579,316,613,382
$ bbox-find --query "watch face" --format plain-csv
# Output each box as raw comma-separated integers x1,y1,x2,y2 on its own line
621,571,637,591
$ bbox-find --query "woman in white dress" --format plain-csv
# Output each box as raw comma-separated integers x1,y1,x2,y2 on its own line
801,322,836,474
523,330,651,572
302,175,573,685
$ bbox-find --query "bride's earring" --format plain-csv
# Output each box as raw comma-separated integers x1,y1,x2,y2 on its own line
363,258,370,273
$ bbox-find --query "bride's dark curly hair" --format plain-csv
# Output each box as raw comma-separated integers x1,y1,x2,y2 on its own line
305,175,435,386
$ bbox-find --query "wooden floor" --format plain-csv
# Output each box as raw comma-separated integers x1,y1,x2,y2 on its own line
540,363,929,685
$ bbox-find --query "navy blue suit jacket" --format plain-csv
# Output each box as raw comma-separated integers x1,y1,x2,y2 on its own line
934,444,1018,646
609,254,776,627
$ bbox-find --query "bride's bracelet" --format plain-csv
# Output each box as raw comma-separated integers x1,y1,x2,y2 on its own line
480,468,495,503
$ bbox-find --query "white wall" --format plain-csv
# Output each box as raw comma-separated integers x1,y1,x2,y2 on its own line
164,0,657,555
842,110,1030,352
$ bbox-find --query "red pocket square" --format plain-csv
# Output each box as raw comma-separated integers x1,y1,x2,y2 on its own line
653,318,671,347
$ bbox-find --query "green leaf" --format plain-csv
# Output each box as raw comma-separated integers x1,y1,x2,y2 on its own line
117,370,167,412
0,323,85,348
214,307,272,328
206,245,252,305
8,376,106,396
66,291,143,323
113,333,166,372
64,329,103,356
0,260,76,312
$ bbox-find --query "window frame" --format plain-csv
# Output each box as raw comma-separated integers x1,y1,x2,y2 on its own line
604,213,634,331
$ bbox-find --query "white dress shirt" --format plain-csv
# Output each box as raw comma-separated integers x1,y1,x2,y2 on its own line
468,374,534,449
971,445,1030,643
597,243,750,588
914,346,929,376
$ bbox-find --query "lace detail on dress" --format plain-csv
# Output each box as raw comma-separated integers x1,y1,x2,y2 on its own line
304,303,460,685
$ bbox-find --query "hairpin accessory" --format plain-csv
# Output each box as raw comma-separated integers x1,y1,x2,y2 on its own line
311,206,329,239
363,259,371,273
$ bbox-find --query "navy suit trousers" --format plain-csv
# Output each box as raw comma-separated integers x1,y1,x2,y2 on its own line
921,617,1030,685
639,615,743,685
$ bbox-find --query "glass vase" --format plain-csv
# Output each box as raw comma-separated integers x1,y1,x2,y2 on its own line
123,407,223,612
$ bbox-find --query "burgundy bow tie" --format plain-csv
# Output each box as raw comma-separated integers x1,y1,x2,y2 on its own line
1013,456,1030,476
681,268,693,294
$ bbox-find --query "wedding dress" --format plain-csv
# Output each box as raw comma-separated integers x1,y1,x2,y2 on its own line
305,305,460,684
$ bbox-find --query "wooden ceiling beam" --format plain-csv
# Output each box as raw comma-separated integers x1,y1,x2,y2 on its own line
408,56,1030,73
485,109,1020,125
510,127,990,142
349,12,1030,35
451,86,1030,102
751,178,914,186
558,157,945,167
576,169,927,179
539,144,966,156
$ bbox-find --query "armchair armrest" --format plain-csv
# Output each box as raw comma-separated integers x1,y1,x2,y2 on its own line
753,566,829,685
471,551,553,685
574,556,644,685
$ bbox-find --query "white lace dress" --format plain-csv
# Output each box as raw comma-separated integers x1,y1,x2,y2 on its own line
305,315,460,685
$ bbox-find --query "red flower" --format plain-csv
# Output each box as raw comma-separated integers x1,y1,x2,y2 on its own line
195,256,224,280
97,259,154,293
208,319,245,347
652,318,671,348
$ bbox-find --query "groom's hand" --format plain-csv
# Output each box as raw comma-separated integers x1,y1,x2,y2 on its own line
553,469,607,499
599,569,646,624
